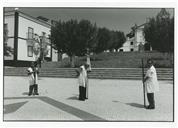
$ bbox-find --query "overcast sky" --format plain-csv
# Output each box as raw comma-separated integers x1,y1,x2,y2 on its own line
5,7,174,34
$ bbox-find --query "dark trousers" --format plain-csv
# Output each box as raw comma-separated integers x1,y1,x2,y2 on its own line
79,86,85,101
84,87,86,99
29,85,34,95
29,84,38,96
147,93,155,108
34,84,39,95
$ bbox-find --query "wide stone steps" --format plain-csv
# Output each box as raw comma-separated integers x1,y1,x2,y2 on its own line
4,67,173,80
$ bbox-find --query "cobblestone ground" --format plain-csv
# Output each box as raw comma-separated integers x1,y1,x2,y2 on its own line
4,76,173,121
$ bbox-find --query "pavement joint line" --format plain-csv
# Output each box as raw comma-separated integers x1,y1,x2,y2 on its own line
4,96,107,121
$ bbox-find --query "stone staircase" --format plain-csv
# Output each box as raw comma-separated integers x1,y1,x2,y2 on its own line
4,67,173,80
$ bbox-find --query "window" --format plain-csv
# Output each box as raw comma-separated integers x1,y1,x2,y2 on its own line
119,49,123,52
130,42,133,45
130,48,134,52
4,24,8,42
27,46,33,57
28,27,34,39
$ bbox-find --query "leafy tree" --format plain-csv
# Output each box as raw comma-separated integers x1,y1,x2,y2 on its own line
126,24,137,38
168,17,174,52
78,20,98,55
97,29,126,52
107,31,116,52
32,34,51,64
111,31,126,52
143,8,174,52
51,19,98,67
95,27,111,53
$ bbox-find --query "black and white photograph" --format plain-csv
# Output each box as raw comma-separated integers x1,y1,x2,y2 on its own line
2,2,176,127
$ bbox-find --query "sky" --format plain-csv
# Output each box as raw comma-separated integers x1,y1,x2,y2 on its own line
5,7,174,34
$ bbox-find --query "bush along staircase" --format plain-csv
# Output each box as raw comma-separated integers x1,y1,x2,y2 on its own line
4,67,173,81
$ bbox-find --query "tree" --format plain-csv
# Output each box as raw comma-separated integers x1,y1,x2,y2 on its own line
110,31,126,52
51,19,98,67
143,8,174,52
126,24,137,38
96,29,126,53
31,33,50,65
168,17,174,52
78,20,98,55
95,27,111,53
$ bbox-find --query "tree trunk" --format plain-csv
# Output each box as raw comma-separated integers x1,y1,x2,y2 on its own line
115,48,118,52
70,55,75,67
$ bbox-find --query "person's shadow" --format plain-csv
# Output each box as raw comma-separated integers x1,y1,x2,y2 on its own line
113,100,144,108
22,92,29,96
67,95,78,100
126,103,144,108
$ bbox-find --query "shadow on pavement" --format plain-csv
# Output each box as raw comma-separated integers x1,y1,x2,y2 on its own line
67,95,78,100
4,96,39,100
126,103,144,108
39,96,106,121
112,100,144,108
22,92,29,96
4,101,28,114
112,100,124,103
4,96,106,121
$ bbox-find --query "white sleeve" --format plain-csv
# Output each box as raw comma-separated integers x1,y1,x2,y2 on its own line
147,69,154,78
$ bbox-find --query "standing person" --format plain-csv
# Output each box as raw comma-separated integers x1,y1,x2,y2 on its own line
32,61,39,95
27,67,34,96
144,59,159,109
76,65,87,101
86,54,92,71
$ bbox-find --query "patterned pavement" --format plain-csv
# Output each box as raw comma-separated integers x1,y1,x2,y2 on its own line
4,76,173,121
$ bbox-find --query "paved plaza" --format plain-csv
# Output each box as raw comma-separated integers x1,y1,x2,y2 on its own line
4,76,173,121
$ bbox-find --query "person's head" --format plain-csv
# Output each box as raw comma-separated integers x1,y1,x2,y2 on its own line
27,67,33,75
147,59,154,68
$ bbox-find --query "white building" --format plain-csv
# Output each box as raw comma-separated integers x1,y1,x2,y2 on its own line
119,24,147,52
4,10,58,66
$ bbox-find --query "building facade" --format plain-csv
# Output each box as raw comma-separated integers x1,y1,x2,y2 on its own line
4,10,58,67
119,24,149,52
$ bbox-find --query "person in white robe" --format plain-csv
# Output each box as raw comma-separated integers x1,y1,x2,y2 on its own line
144,59,159,109
27,67,35,96
77,65,87,100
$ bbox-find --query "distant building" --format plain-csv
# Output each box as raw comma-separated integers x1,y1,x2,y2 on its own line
119,24,151,52
4,10,58,66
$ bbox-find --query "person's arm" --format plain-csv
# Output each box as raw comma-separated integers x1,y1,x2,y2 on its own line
144,76,149,83
144,70,154,83
76,68,82,77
